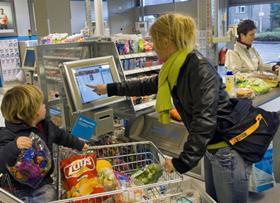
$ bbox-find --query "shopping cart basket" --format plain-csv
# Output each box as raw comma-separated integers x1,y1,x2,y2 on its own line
51,141,186,203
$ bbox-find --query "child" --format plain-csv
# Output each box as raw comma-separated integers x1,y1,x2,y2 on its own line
0,85,88,202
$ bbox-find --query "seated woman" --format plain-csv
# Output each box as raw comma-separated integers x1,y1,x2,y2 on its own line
225,19,279,73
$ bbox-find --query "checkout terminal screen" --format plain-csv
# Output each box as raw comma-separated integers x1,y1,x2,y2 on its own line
73,64,113,104
24,50,35,67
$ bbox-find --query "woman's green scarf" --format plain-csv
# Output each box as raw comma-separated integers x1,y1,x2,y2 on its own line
156,48,192,124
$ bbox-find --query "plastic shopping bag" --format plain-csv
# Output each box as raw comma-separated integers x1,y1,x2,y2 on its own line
249,143,276,192
7,132,52,188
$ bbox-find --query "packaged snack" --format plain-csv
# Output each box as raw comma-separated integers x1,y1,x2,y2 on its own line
123,40,130,54
143,40,153,52
138,39,144,53
116,41,125,55
60,154,107,202
7,132,51,188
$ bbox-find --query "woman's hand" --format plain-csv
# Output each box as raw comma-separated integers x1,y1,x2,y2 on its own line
86,84,107,95
163,158,175,173
272,64,280,72
16,136,32,149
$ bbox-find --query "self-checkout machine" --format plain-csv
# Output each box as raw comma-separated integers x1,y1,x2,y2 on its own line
90,41,204,179
21,47,37,84
61,55,127,140
124,108,204,180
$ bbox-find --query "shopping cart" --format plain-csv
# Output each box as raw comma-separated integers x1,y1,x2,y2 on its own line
51,141,215,203
0,173,24,203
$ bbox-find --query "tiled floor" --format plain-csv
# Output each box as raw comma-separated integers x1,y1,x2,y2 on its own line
190,176,280,203
248,184,280,203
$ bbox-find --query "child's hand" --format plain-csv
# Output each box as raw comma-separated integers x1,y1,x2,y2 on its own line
16,136,32,149
82,143,89,152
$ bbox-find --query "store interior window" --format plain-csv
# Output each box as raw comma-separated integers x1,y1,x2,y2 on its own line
174,0,191,2
143,15,159,30
239,6,245,13
143,0,172,6
70,0,109,34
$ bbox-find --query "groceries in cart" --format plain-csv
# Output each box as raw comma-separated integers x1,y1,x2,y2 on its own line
96,160,119,191
131,163,163,185
7,132,51,188
60,149,165,202
60,153,107,201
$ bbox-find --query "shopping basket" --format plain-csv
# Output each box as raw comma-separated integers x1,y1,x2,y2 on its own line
51,141,185,203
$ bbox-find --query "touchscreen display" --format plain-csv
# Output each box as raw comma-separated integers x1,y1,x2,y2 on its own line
24,50,35,67
73,64,113,104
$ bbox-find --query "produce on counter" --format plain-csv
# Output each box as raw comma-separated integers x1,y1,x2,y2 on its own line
236,88,254,99
131,163,163,185
248,71,279,88
236,77,271,95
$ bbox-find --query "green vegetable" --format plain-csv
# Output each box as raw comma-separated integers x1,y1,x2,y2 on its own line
131,164,163,185
236,78,270,95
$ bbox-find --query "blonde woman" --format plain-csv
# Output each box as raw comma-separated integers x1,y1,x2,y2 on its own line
90,13,279,203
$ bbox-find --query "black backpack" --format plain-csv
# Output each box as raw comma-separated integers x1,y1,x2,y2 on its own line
216,99,279,163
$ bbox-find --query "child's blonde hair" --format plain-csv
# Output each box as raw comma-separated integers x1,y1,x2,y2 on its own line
1,85,44,125
150,13,197,51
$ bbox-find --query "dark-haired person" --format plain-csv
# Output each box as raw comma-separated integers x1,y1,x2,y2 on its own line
225,19,279,73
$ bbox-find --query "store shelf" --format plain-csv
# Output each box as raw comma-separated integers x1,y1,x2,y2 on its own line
46,76,62,82
22,67,35,71
124,65,162,76
119,51,157,60
48,98,61,106
133,100,156,111
45,65,60,70
43,55,80,61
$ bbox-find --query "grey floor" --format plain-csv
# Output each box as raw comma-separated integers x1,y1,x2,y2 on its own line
248,184,280,203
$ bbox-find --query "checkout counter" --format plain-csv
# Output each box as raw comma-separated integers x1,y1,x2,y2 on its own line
253,88,280,182
126,87,280,181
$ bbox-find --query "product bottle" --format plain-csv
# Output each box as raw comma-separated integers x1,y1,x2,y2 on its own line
225,71,235,96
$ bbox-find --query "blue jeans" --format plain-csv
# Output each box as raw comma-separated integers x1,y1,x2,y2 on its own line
15,184,57,203
204,147,252,203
